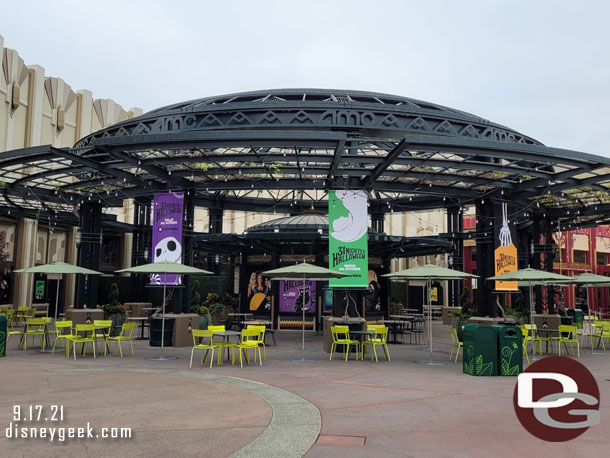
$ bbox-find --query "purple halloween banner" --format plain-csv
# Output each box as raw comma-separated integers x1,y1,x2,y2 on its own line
279,280,316,314
151,192,184,286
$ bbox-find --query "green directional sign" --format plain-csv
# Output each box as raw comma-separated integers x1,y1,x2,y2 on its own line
328,190,368,287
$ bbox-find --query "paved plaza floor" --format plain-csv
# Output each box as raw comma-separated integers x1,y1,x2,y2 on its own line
1,321,609,457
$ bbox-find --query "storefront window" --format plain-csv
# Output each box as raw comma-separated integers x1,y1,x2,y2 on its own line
573,250,587,264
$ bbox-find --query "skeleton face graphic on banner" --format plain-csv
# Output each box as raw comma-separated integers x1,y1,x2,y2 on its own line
154,236,182,263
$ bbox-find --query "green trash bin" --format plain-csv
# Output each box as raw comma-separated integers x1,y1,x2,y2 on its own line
495,325,522,376
567,309,583,329
0,315,7,357
462,324,498,376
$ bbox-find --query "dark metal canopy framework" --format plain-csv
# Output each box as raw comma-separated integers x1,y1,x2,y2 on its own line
2,88,610,230
192,212,453,257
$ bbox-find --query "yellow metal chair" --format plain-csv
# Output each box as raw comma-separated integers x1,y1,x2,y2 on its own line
595,321,610,350
449,327,463,362
518,325,530,364
556,325,580,357
189,329,217,368
209,325,236,365
52,321,74,355
0,307,15,327
246,325,266,361
330,325,360,362
23,318,47,350
524,324,550,354
106,322,136,357
361,326,390,362
93,320,113,356
15,307,31,325
66,324,96,360
7,324,25,348
233,329,262,368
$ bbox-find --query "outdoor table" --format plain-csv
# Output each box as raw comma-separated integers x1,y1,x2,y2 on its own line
228,313,254,330
349,329,374,343
127,317,149,340
211,330,241,365
389,315,416,321
382,320,405,344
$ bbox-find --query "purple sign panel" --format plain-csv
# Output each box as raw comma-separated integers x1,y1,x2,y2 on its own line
279,280,316,314
151,192,184,286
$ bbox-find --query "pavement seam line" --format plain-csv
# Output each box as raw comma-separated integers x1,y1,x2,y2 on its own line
57,366,322,458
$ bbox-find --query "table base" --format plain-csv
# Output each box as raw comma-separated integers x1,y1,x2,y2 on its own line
290,357,316,362
146,355,179,361
416,360,448,366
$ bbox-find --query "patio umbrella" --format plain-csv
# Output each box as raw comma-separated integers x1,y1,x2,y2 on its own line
116,261,213,361
15,261,102,321
551,272,610,353
487,268,572,360
554,273,610,317
382,265,477,366
262,262,350,361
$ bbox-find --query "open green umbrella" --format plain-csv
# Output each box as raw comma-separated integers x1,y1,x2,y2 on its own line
116,262,213,361
382,265,478,366
263,262,350,361
15,261,103,321
554,273,610,315
487,268,572,359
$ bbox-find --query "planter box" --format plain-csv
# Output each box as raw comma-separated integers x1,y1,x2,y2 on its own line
64,308,104,325
442,307,461,325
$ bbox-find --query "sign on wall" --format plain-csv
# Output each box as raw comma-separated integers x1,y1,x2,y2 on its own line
494,202,518,291
151,192,184,286
247,271,271,311
328,190,368,287
279,280,316,313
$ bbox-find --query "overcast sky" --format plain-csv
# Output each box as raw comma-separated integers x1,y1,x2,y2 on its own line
3,0,610,156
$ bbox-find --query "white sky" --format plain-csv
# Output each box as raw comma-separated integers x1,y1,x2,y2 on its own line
3,0,610,156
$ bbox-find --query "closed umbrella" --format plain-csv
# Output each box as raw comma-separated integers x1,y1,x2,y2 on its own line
487,268,572,360
263,262,350,361
116,261,213,361
383,264,477,366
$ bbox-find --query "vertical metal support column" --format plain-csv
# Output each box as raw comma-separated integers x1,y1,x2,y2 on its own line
475,200,495,317
178,191,195,313
207,207,224,274
370,206,385,234
544,217,556,314
447,206,464,308
531,214,543,313
76,203,102,308
132,199,151,267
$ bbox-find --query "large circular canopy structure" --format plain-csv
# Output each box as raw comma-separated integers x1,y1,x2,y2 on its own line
2,88,610,229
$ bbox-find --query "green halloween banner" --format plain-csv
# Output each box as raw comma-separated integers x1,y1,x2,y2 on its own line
328,190,368,287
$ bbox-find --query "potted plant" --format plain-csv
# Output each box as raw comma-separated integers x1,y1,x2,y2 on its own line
205,292,237,326
101,282,127,336
198,306,212,330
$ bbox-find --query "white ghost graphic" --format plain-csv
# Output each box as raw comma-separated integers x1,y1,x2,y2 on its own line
331,190,368,242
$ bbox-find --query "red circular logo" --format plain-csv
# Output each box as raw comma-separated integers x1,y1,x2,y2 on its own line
513,356,600,441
